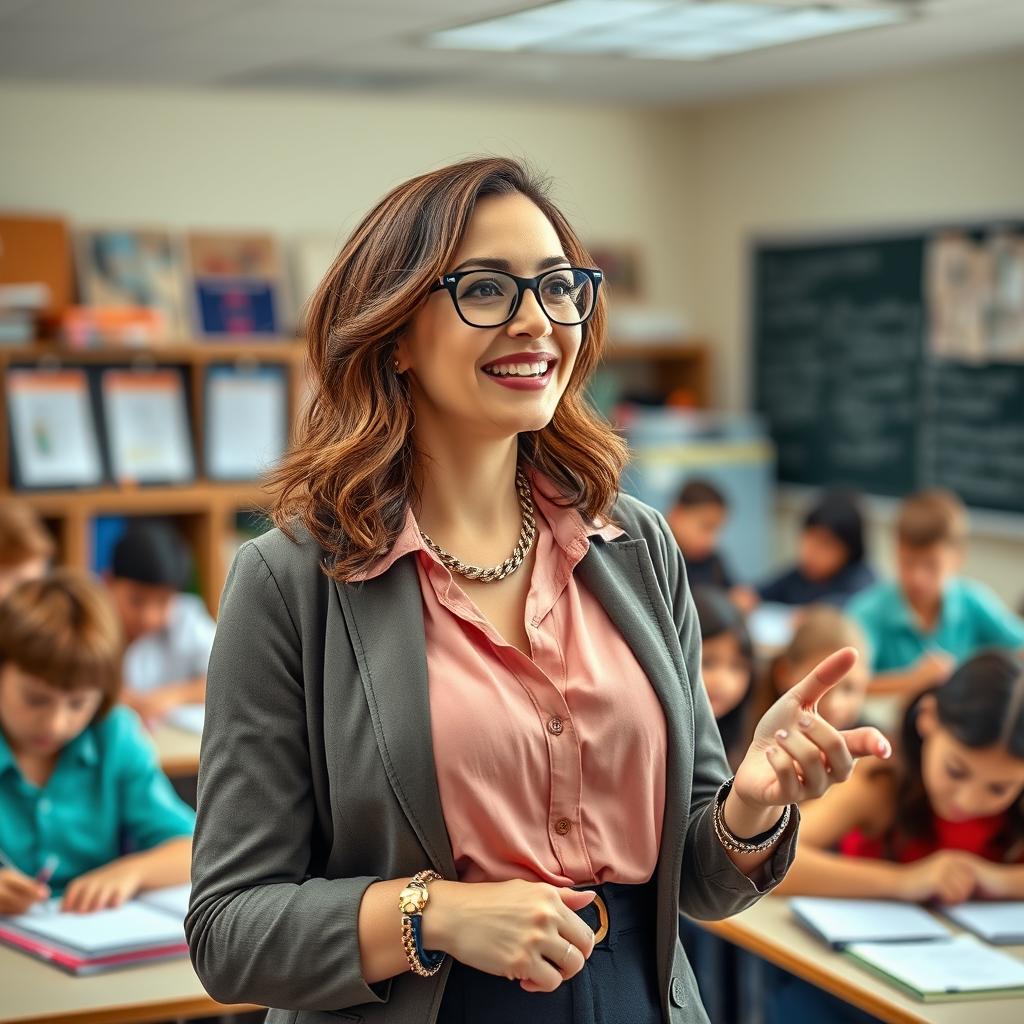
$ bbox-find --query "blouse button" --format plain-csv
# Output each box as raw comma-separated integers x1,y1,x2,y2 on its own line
547,716,564,736
554,818,573,836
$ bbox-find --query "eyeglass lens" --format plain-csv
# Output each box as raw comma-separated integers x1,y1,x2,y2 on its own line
454,269,595,326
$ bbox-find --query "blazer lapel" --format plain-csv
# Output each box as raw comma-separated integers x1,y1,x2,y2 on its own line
577,536,695,1002
335,558,458,880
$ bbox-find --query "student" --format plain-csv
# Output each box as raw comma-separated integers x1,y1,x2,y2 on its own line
0,571,194,915
777,649,1024,903
849,489,1024,699
667,478,734,589
754,488,875,608
0,500,53,601
752,605,872,733
105,520,216,725
692,585,755,770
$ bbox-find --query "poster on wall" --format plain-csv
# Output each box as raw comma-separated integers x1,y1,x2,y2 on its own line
101,369,195,484
186,232,286,337
6,368,104,488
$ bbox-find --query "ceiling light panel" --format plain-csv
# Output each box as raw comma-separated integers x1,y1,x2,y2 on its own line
427,0,672,51
427,1,911,59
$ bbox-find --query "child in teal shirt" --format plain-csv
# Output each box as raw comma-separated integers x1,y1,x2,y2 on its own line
850,489,1024,698
0,571,194,915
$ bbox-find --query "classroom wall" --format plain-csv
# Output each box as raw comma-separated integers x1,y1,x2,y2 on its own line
0,82,696,326
687,52,1024,605
1,61,1021,605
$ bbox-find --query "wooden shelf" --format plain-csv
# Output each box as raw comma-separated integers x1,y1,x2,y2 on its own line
604,340,708,362
13,482,269,516
1,341,304,615
0,339,306,364
602,338,711,406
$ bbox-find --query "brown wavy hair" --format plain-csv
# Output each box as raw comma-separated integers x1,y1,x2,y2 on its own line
0,570,123,721
266,156,629,582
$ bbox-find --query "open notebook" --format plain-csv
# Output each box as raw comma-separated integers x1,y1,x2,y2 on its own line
848,934,1024,1002
790,897,1024,1002
0,883,190,975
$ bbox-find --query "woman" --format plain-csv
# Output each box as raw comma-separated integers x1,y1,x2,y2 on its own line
186,158,890,1024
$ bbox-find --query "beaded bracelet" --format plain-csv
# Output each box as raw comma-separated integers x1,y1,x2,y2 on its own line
713,777,791,854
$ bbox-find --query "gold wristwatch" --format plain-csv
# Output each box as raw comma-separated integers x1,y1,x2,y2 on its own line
399,870,445,977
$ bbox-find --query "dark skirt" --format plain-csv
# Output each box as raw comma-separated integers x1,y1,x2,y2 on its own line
436,878,665,1024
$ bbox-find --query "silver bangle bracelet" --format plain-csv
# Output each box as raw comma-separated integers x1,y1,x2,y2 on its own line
713,777,791,854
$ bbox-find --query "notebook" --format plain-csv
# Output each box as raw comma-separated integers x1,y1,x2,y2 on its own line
847,934,1024,1002
942,902,1024,945
789,897,951,949
0,884,190,975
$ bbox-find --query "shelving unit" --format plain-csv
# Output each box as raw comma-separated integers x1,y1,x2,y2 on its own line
0,339,307,615
603,339,711,407
1,337,710,613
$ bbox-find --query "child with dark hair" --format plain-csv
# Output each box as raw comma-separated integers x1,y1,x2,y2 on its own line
104,519,216,726
778,648,1024,901
691,586,755,770
756,488,875,608
667,479,734,589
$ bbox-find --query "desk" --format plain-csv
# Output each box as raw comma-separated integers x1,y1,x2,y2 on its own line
702,896,1024,1024
0,945,260,1024
151,724,201,778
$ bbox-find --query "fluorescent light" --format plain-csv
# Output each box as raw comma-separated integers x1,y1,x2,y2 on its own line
532,2,779,53
724,6,905,45
640,4,908,60
427,0,671,52
427,1,910,59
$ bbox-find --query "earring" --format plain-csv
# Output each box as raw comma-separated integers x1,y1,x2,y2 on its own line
394,358,401,373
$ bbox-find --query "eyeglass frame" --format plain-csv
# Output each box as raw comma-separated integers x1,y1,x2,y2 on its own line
428,266,603,329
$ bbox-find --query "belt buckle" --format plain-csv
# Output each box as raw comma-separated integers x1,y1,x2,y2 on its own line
591,893,609,943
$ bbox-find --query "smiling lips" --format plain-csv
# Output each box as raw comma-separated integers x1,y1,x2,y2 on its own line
480,351,557,390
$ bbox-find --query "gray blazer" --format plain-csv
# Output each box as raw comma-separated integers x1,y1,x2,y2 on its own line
186,492,798,1024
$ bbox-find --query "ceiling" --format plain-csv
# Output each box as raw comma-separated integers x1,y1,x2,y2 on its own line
0,0,1021,105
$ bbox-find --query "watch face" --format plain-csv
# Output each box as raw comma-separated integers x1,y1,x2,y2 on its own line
399,887,427,915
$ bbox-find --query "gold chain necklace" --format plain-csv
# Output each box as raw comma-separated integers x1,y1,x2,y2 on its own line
419,468,536,583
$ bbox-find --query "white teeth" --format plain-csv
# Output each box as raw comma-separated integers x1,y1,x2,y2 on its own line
484,359,552,378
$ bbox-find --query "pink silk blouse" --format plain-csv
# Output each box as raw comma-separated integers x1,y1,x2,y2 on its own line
354,473,668,886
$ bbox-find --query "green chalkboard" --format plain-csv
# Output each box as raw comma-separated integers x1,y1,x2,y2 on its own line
753,224,1024,515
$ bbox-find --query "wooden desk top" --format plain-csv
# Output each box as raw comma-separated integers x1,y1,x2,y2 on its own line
702,896,1024,1024
151,723,201,778
0,945,260,1024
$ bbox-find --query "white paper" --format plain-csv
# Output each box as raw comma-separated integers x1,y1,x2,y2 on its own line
848,934,1024,995
205,367,287,480
102,371,194,483
11,900,184,955
943,902,1024,944
790,897,950,946
7,370,104,487
137,883,191,918
165,703,205,735
747,602,796,652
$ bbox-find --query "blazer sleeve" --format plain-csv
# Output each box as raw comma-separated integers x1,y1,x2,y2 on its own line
650,511,800,921
185,541,392,1011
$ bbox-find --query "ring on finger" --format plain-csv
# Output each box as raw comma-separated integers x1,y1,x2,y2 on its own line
561,941,573,969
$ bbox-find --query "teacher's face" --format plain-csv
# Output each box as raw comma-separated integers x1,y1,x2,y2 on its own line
396,192,584,442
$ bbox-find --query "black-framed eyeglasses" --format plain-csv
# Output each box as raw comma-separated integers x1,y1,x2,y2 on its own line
429,267,603,328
